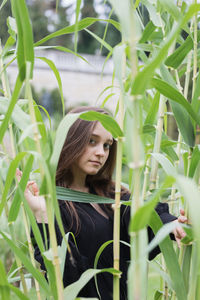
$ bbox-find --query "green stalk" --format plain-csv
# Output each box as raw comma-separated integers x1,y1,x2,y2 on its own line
192,0,197,98
0,43,28,295
128,5,147,298
149,96,166,190
0,40,11,99
21,204,41,300
9,121,42,299
113,134,123,300
141,155,151,201
113,43,125,299
25,63,63,300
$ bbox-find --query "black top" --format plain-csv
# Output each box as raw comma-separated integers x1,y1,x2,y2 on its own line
33,193,176,300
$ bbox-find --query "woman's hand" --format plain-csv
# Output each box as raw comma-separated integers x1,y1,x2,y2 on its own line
16,169,48,223
173,209,188,248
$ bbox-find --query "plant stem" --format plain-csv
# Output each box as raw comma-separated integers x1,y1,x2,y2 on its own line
25,63,64,300
113,135,123,300
141,155,151,200
113,44,125,299
0,42,28,295
192,0,197,98
149,96,166,190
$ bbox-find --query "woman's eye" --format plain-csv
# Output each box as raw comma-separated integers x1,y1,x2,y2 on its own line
89,139,96,145
104,143,111,150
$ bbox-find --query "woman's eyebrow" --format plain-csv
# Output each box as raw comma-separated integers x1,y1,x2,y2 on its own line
91,134,113,143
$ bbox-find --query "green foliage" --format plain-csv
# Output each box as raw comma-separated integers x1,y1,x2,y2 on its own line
1,0,200,299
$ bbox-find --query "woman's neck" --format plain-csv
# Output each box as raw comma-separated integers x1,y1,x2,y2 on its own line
69,184,89,193
69,175,89,193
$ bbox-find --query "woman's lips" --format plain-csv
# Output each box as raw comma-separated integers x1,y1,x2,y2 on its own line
89,160,102,166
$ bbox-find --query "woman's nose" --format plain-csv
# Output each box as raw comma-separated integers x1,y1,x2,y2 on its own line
95,144,105,156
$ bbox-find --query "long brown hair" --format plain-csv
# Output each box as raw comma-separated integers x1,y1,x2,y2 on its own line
56,106,122,233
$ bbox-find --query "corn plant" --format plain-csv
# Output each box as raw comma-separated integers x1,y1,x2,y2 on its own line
0,0,200,299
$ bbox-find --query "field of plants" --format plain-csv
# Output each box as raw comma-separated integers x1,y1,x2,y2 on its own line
0,0,200,299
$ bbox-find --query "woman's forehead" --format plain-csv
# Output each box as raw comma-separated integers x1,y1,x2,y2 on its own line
92,122,113,140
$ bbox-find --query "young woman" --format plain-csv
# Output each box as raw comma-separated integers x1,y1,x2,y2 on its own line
16,106,187,300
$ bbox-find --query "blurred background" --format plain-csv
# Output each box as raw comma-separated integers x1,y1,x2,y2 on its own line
0,0,122,119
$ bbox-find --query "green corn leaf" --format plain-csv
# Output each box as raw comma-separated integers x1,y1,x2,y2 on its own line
0,259,8,286
37,104,52,129
56,186,115,204
35,18,120,47
191,71,200,114
0,152,27,217
80,111,123,138
188,146,200,178
154,290,162,300
149,211,187,300
165,31,200,69
37,57,65,117
42,254,58,300
0,260,10,300
109,0,132,41
175,176,200,297
139,20,156,43
147,221,180,253
74,0,82,53
129,176,175,232
0,231,50,294
0,0,8,11
64,268,121,300
84,29,113,52
8,283,29,300
8,155,34,222
0,97,30,131
182,245,192,294
144,92,160,125
151,153,177,176
151,78,198,125
170,101,195,147
2,36,16,57
0,74,23,144
93,240,130,298
101,93,116,108
158,0,181,21
35,45,90,65
100,8,114,54
142,0,162,27
33,100,47,146
131,4,200,95
176,175,200,248
20,189,45,254
113,44,126,89
50,113,80,172
17,123,42,145
181,226,194,245
11,0,34,80
7,16,17,39
151,78,196,146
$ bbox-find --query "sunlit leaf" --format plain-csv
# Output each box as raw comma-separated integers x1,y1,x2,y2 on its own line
35,18,120,47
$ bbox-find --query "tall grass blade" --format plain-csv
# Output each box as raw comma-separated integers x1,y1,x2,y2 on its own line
0,97,30,131
11,0,34,80
8,155,34,222
149,211,187,300
74,0,82,53
0,75,23,143
37,57,65,117
35,18,120,47
0,231,50,294
0,152,27,217
64,268,121,300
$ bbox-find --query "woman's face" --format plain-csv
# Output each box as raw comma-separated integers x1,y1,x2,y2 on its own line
72,121,113,177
